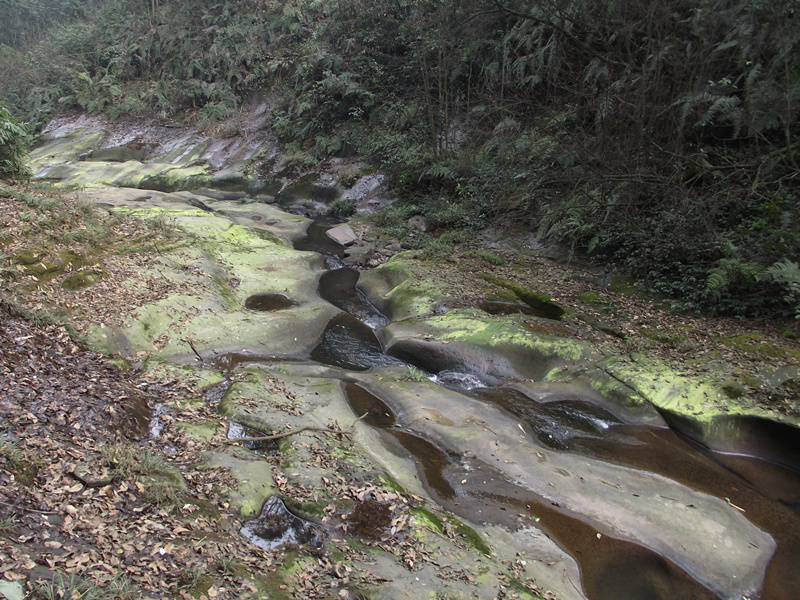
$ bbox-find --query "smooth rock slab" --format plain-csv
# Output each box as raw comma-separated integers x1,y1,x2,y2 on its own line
359,374,776,600
325,223,357,246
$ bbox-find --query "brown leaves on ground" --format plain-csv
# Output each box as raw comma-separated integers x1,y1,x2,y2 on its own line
0,314,288,599
0,185,186,341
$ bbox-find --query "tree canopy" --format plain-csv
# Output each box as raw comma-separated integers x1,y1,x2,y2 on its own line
1,0,799,316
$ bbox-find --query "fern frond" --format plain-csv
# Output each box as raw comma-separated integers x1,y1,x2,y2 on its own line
696,95,741,128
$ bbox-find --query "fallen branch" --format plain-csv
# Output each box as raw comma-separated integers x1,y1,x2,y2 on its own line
0,499,60,515
184,338,203,362
226,413,369,444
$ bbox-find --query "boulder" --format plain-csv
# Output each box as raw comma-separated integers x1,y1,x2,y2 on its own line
325,223,358,246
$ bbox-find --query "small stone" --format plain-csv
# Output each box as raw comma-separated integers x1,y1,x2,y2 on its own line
72,463,114,488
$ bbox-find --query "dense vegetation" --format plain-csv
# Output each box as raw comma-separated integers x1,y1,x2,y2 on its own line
0,103,28,179
1,0,799,318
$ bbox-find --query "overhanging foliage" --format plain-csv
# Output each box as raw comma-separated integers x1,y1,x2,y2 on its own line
1,0,798,317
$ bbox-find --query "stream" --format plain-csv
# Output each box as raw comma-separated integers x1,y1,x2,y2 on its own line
251,214,800,600
23,117,800,599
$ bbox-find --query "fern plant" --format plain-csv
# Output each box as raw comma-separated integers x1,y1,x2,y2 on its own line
0,104,29,180
766,260,800,319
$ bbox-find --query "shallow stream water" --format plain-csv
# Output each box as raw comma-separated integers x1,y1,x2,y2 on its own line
291,217,800,600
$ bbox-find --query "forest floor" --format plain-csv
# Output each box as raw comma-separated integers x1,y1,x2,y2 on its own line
0,313,291,600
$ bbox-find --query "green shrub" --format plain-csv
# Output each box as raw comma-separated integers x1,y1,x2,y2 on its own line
0,104,29,179
327,198,356,217
474,250,505,266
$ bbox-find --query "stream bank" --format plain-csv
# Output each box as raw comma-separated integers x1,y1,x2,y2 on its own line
1,116,800,600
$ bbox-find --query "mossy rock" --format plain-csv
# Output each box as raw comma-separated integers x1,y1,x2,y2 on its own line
82,145,145,163
478,274,565,320
54,249,89,268
577,291,610,306
607,275,638,297
178,421,223,443
720,380,747,399
640,327,679,345
719,333,800,361
410,506,491,556
61,269,105,290
24,261,59,278
12,248,47,265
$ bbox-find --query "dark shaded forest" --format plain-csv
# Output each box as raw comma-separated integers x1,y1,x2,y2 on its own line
1,0,799,318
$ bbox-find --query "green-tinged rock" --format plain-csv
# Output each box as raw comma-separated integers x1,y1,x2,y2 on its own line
12,248,46,265
719,333,800,361
82,144,145,163
179,421,223,443
139,358,226,392
210,161,251,191
352,370,775,600
478,273,566,320
383,310,594,382
140,164,212,192
151,138,211,166
203,451,276,519
0,580,25,600
61,269,104,290
28,131,106,173
358,255,452,320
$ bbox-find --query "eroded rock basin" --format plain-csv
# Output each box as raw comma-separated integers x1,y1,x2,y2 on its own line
25,122,800,600
343,379,799,600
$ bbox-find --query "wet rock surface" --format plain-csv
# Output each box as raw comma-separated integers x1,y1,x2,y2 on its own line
4,117,799,600
239,496,323,552
243,293,298,312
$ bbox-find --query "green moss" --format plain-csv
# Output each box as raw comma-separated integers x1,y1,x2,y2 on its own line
283,498,325,517
139,165,211,192
719,333,800,361
61,269,105,290
211,273,237,308
379,473,407,494
577,291,611,307
179,421,223,443
720,380,747,399
84,146,145,163
452,520,492,557
473,250,505,266
410,506,445,534
423,310,592,365
410,506,491,556
639,327,679,345
504,576,545,600
607,275,638,297
12,248,46,265
187,573,215,599
109,357,133,371
250,227,286,246
24,260,59,278
478,274,565,320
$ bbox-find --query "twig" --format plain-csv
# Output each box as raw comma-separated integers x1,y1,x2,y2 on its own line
226,413,369,444
184,338,203,362
0,499,60,515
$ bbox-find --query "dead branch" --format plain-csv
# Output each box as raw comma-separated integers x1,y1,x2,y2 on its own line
226,412,369,444
0,499,60,515
184,338,203,362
